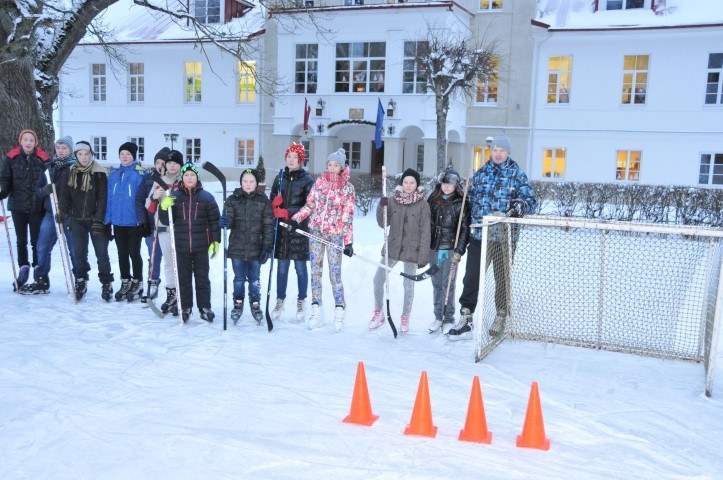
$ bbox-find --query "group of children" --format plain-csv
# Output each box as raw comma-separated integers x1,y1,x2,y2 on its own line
2,130,534,337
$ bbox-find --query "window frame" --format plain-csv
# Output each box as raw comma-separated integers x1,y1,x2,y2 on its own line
92,136,108,161
546,55,572,104
91,63,107,103
621,54,649,105
342,141,362,170
185,138,202,163
129,137,145,163
542,147,567,179
705,53,723,105
615,149,642,182
699,153,723,185
237,61,256,104
475,56,499,104
479,0,503,11
335,42,386,94
402,41,428,94
129,63,144,103
236,139,255,167
185,62,203,104
194,0,221,24
295,44,318,94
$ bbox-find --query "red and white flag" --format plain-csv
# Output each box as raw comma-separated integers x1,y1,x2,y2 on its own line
303,98,311,133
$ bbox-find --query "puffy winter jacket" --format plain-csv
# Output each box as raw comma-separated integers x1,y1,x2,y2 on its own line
293,171,355,246
167,181,221,254
0,146,50,213
375,186,431,266
428,186,470,256
224,188,274,261
36,156,75,212
269,167,314,260
58,161,109,222
105,163,145,227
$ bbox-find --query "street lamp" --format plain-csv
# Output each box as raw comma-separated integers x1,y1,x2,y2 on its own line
164,133,179,150
316,99,325,116
387,99,396,117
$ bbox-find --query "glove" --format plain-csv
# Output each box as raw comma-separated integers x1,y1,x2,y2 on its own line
343,244,354,257
285,219,300,232
273,207,289,220
208,241,220,259
451,252,462,264
41,184,54,196
219,215,232,228
260,248,270,265
379,197,389,207
91,220,105,237
508,200,524,218
418,263,427,269
160,195,175,211
54,212,65,224
137,223,152,238
271,195,284,209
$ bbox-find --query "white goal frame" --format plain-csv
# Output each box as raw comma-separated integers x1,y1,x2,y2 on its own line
473,215,722,397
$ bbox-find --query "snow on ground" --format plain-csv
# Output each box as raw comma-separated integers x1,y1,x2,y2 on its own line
1,181,722,479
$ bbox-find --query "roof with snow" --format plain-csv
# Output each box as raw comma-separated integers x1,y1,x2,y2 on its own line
534,0,723,30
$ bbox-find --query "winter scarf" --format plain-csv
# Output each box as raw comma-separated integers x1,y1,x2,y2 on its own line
68,160,106,192
394,188,425,205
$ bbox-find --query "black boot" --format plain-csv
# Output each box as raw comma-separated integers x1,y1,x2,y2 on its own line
20,276,50,295
126,279,143,302
231,298,244,324
181,308,191,323
101,282,113,302
200,308,215,323
74,278,88,300
161,288,177,314
141,279,160,303
115,279,131,301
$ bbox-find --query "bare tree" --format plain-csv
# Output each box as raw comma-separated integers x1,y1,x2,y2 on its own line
413,25,499,171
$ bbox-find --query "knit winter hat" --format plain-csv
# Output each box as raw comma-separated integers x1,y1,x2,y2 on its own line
154,147,171,163
74,141,94,156
285,143,306,165
118,141,138,160
55,136,74,151
181,162,200,178
490,134,512,155
437,168,461,186
18,129,39,146
400,168,421,187
327,148,346,167
165,150,184,166
240,168,259,184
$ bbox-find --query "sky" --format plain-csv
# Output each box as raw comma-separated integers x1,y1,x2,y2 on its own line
1,182,722,479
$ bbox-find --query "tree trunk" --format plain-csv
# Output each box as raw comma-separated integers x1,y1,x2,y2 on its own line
435,93,449,172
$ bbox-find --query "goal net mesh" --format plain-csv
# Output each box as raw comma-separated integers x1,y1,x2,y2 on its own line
473,215,722,396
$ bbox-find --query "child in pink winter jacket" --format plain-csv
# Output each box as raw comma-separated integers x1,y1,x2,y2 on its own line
286,148,355,332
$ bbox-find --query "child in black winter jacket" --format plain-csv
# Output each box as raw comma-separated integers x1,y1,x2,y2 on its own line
220,168,274,324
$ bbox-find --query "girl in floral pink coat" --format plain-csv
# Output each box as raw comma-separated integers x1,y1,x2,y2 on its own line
288,149,355,332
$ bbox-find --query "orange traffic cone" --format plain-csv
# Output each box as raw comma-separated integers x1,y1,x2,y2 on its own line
516,381,550,450
458,376,492,444
342,361,379,426
404,371,438,437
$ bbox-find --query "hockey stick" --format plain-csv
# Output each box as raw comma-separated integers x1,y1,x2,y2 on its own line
263,169,284,332
381,166,397,338
145,172,171,319
1,200,19,293
165,193,184,325
280,222,439,281
443,170,471,317
45,170,77,303
201,162,228,330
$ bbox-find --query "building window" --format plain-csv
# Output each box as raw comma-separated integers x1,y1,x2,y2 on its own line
616,150,641,181
479,0,503,10
705,53,723,105
194,0,220,23
129,137,145,162
402,41,428,94
542,148,566,179
547,56,572,104
92,136,108,161
236,139,255,166
185,138,202,163
185,62,202,103
238,61,256,103
416,144,424,172
605,0,645,10
342,141,361,169
621,55,648,105
91,64,106,102
476,56,499,103
295,44,318,94
129,63,144,103
335,42,386,93
699,153,723,185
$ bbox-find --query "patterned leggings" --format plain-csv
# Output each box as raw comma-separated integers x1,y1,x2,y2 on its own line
309,229,345,307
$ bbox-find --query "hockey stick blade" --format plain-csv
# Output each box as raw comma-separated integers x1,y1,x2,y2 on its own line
400,264,439,281
147,298,166,319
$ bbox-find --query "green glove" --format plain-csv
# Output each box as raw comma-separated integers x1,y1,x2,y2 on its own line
208,241,220,259
160,195,175,211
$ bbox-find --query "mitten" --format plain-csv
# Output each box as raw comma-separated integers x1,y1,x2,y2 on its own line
208,241,220,259
271,195,284,208
137,223,152,238
91,220,105,237
260,247,270,264
160,195,175,210
219,215,232,228
41,184,54,196
508,200,524,218
273,207,289,220
379,197,389,207
343,244,354,257
417,263,427,269
285,220,300,232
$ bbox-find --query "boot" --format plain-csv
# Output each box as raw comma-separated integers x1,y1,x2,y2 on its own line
181,308,191,323
74,278,87,300
231,298,244,324
101,282,113,302
126,279,143,302
20,276,50,295
161,288,177,314
141,279,160,303
333,305,345,333
448,321,473,341
296,298,306,322
271,298,284,320
200,308,215,323
428,318,442,334
368,309,385,330
400,314,409,335
115,279,132,301
250,301,263,324
441,319,455,335
489,312,506,337
308,303,324,330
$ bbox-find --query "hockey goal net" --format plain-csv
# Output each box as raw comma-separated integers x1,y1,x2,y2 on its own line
473,215,722,397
